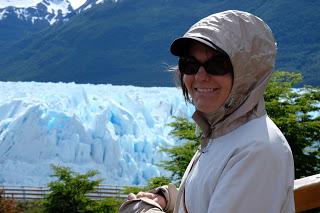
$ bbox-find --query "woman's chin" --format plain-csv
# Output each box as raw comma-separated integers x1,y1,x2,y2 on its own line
195,103,220,114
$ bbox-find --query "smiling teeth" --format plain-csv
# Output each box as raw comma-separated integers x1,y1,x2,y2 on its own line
197,88,216,92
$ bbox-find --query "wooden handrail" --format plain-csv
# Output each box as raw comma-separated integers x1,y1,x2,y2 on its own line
294,174,320,212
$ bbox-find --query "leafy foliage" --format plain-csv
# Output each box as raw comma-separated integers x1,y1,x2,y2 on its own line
146,176,171,190
16,200,45,213
160,72,319,183
43,165,125,213
159,117,200,183
265,72,320,178
0,189,22,213
43,165,102,213
122,176,171,195
92,198,123,213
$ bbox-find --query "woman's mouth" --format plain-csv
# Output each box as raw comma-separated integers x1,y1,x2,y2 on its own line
195,88,218,93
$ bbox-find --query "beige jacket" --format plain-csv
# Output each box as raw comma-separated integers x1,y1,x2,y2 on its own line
169,115,295,213
166,10,294,213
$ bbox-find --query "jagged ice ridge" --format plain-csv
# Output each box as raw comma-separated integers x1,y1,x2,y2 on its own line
0,81,194,186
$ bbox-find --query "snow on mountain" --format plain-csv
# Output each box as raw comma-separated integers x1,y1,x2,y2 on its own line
0,82,194,186
43,0,72,24
0,0,83,10
0,0,42,8
0,0,73,24
68,0,87,10
0,0,111,25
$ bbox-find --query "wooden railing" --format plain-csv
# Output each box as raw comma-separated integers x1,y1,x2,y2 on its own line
294,173,320,212
0,185,127,200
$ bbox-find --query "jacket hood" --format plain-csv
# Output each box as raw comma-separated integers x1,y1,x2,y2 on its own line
173,10,277,148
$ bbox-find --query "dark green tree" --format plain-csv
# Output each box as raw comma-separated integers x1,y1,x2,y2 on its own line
159,117,200,183
43,165,102,213
122,176,171,195
91,197,123,213
265,72,319,178
160,72,319,183
146,176,171,190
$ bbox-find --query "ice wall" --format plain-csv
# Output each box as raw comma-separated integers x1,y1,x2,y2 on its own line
0,82,194,186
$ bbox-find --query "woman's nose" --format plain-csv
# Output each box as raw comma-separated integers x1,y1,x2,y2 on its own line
195,66,210,81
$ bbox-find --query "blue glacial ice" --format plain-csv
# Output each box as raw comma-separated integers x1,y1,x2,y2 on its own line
0,82,194,186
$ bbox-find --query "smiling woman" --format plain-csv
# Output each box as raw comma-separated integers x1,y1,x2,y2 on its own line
181,42,233,113
120,10,295,213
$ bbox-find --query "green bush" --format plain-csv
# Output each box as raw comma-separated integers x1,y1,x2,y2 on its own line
122,176,171,195
16,200,45,213
0,189,22,213
92,198,123,213
43,165,102,213
159,117,200,183
265,72,320,177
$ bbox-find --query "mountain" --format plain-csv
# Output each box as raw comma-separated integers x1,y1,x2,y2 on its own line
0,0,319,86
0,1,72,26
0,0,118,46
0,0,76,48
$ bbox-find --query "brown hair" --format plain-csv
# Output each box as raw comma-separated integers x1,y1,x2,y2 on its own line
177,68,192,104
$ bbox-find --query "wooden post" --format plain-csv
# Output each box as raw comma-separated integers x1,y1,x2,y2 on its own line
294,174,320,212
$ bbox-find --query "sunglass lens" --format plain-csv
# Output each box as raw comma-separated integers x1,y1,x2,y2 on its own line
205,59,228,75
178,58,199,75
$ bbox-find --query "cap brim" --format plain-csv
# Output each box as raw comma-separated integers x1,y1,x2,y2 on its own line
170,36,219,56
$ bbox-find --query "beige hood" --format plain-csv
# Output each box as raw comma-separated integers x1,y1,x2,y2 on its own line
175,10,277,148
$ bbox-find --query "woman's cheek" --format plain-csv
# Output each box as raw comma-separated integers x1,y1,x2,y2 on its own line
183,75,194,95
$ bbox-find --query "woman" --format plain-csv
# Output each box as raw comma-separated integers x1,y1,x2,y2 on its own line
120,10,295,213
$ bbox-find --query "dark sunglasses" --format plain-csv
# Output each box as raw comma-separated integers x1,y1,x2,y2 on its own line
178,55,233,75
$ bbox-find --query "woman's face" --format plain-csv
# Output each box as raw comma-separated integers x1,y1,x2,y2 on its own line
183,43,233,113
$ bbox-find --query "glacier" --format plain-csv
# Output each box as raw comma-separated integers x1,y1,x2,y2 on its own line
0,81,194,186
